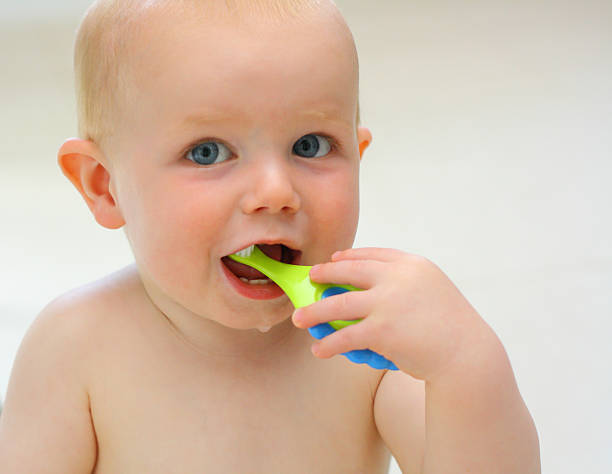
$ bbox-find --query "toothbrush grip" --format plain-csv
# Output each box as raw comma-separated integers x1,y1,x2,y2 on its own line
315,286,398,370
320,286,362,330
308,323,398,370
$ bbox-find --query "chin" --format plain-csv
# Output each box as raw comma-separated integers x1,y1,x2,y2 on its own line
210,301,294,331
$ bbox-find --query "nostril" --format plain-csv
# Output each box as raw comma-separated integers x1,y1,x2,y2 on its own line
281,205,298,214
251,204,298,215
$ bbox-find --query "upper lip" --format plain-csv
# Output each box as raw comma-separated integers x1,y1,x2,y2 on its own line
224,238,303,258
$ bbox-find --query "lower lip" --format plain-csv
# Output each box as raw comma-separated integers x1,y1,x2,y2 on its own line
220,261,286,300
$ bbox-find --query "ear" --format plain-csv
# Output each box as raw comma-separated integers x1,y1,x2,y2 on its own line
357,126,372,160
57,138,125,229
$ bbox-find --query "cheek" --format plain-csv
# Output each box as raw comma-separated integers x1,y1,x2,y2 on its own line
308,164,360,248
119,172,230,285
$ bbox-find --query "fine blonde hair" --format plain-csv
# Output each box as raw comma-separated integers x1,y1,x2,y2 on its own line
74,0,359,148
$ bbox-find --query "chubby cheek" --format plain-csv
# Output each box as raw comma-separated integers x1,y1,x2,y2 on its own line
120,173,229,299
306,164,360,261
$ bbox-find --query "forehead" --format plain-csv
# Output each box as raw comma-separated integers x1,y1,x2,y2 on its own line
123,4,358,131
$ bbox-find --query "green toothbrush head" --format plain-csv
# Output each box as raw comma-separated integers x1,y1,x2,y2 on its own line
228,245,360,318
228,245,399,370
228,245,322,308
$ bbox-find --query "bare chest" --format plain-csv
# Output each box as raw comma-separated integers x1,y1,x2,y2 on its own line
89,344,389,473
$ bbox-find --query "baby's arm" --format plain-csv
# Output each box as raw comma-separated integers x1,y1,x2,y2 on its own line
374,340,540,473
294,248,540,472
0,298,97,473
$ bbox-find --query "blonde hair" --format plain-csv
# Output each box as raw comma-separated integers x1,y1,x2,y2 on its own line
74,0,359,148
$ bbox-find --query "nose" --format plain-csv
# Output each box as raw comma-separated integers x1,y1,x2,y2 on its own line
239,157,301,215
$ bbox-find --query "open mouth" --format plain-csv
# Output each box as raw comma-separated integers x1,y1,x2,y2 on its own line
222,244,301,282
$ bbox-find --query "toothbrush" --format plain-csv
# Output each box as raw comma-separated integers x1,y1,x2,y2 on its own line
229,245,398,370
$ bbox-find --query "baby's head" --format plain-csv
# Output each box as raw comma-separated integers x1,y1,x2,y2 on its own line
74,0,363,153
59,0,372,331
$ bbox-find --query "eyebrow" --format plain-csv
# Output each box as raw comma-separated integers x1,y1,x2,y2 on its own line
298,109,354,129
180,111,238,127
179,107,353,129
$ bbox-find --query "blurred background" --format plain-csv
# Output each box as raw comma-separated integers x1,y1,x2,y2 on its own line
1,0,610,472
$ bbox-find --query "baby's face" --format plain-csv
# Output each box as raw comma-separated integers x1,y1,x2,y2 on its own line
108,5,368,329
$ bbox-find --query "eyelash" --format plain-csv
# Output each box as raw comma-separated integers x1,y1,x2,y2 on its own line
180,133,342,162
180,137,232,162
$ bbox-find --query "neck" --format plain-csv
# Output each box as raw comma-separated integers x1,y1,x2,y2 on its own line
136,268,304,362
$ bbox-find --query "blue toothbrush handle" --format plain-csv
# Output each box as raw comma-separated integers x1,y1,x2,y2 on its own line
321,286,364,330
308,323,398,370
311,286,398,370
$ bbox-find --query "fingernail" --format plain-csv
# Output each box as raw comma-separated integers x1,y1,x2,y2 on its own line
311,344,320,356
309,266,319,279
292,309,303,327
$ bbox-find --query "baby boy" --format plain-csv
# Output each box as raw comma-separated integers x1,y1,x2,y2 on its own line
0,0,540,472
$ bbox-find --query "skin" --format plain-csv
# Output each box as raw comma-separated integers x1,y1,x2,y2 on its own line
0,2,540,473
297,249,541,471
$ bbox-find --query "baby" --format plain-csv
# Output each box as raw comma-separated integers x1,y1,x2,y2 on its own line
0,0,540,472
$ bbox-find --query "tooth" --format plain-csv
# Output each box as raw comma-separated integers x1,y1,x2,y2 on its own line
235,245,255,257
239,277,271,285
249,279,271,285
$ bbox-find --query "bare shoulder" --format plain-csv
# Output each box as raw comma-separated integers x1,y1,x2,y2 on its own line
44,263,145,322
0,265,143,473
38,264,148,344
12,264,143,379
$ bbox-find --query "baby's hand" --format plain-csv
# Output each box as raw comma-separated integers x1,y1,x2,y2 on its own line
292,248,490,380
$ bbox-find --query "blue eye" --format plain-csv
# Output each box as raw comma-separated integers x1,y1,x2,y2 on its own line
293,134,332,158
186,141,232,165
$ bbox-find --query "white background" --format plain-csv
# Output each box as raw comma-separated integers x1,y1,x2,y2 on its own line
1,1,611,472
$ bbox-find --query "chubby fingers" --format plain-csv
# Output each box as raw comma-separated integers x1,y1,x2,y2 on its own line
309,320,373,359
332,247,407,263
309,258,384,289
292,288,373,329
